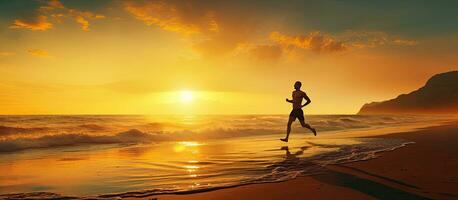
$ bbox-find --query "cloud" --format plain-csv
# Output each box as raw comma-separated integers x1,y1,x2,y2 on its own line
223,30,421,61
123,0,256,58
340,31,419,48
27,49,52,58
0,52,16,57
123,1,198,34
74,15,90,31
123,0,218,35
10,15,53,31
10,0,105,31
269,31,347,53
267,30,418,57
122,1,418,60
67,9,106,31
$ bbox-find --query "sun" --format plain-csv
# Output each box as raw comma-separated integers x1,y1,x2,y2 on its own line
180,90,194,103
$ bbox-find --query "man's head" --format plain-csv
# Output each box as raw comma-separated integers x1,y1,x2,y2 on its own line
294,81,302,90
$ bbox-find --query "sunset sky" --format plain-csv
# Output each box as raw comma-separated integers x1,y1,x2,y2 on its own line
0,0,457,115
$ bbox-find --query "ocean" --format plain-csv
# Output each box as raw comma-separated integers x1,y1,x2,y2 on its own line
0,115,451,198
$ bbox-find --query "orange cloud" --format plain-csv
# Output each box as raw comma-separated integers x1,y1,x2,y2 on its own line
270,31,347,53
123,1,257,58
10,0,104,32
10,15,53,31
123,1,418,60
269,31,418,55
123,1,217,35
27,49,52,58
38,0,65,11
124,0,285,59
340,31,418,48
67,9,106,31
74,15,90,31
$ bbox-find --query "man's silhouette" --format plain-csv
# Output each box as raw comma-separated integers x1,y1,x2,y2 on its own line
281,81,317,142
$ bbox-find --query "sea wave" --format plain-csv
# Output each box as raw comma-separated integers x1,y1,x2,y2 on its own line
0,115,446,153
0,127,281,152
0,129,164,152
0,125,50,136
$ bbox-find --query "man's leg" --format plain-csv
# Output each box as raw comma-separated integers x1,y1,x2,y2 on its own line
281,117,295,142
299,119,317,136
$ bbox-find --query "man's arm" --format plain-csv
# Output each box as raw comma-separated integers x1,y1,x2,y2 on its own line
286,92,294,103
301,92,311,107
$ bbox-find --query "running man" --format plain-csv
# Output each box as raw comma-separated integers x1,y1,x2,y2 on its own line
280,81,317,142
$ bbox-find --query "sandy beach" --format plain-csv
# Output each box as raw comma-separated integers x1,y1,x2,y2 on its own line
150,122,458,200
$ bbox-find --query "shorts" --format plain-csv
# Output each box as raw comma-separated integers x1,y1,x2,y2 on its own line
289,108,304,121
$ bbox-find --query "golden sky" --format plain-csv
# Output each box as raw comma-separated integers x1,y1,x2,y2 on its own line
0,0,457,114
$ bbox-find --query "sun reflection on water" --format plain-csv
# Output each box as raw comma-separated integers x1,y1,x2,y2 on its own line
184,165,200,170
178,141,202,147
173,141,203,153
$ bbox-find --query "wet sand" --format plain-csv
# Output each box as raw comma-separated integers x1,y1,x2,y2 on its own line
150,122,458,200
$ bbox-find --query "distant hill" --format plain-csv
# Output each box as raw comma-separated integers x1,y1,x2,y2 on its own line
358,70,458,114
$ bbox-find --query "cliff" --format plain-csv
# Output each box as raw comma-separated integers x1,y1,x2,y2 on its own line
358,71,458,114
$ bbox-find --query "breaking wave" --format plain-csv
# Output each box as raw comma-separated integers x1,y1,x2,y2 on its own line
0,129,158,152
0,115,447,153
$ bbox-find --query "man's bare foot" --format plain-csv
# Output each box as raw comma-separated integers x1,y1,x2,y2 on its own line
280,138,288,142
312,128,317,136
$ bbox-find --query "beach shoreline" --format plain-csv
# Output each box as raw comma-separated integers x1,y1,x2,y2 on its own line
1,118,457,200
148,121,458,200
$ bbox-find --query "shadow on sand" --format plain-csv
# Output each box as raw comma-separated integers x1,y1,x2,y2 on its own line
281,146,429,200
